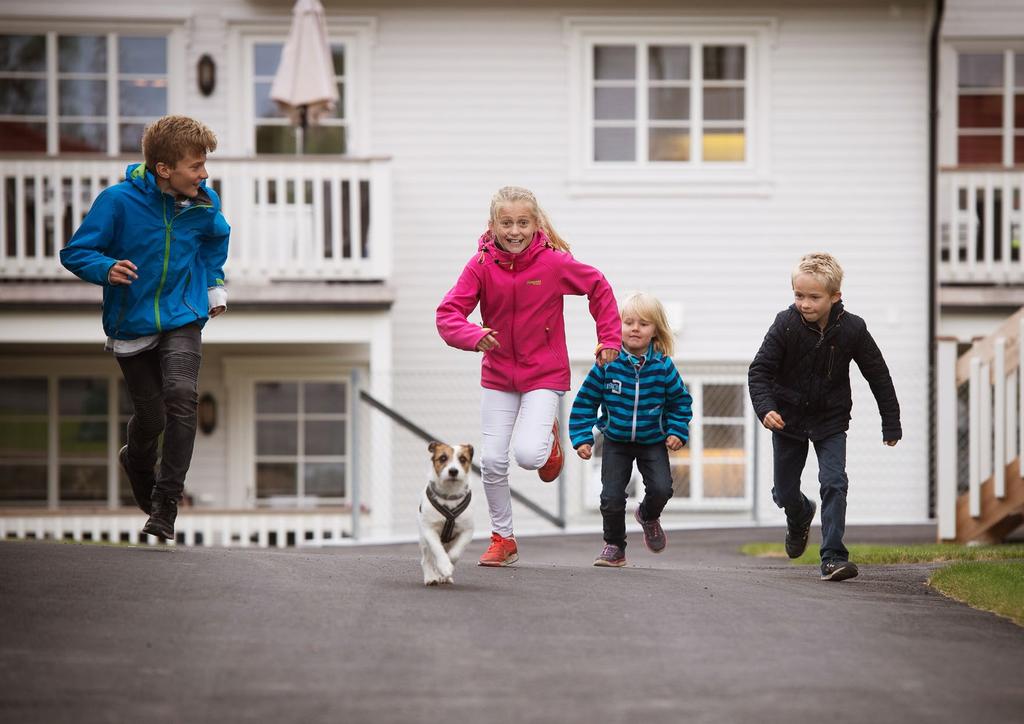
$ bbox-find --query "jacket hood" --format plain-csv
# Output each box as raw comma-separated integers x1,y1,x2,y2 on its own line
125,162,213,203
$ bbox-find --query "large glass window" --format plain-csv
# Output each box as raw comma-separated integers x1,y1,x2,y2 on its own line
957,50,1024,165
254,380,349,505
0,375,131,507
585,375,752,509
0,378,49,503
252,41,347,154
0,32,168,154
591,42,747,165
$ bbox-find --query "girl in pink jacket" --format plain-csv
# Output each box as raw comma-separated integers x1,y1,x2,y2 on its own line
436,186,621,566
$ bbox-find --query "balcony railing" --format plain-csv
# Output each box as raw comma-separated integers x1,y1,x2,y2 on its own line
938,169,1024,284
0,155,392,282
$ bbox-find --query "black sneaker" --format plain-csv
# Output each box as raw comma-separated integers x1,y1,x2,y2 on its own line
119,445,153,515
142,493,178,541
634,507,667,553
784,498,817,559
820,560,859,581
593,543,626,567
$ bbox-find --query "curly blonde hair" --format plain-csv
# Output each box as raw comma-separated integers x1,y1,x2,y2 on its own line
142,115,218,170
488,186,570,252
792,252,844,294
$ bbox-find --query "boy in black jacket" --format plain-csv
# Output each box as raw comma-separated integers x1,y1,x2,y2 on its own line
748,253,901,581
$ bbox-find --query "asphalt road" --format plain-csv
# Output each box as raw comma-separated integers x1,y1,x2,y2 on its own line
1,525,1021,724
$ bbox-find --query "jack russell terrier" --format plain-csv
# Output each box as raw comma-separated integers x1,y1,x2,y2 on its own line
418,441,475,586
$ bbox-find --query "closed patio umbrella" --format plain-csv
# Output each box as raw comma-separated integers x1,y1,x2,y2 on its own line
270,0,338,154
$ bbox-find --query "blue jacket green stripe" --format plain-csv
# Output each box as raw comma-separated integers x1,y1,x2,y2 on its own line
59,162,230,340
569,346,693,447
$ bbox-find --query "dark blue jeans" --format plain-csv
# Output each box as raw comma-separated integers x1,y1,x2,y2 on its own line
772,431,849,562
600,438,674,549
116,324,202,501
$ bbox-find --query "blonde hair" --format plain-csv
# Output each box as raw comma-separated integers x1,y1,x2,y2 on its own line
792,252,843,294
619,291,675,357
489,186,571,252
142,115,218,170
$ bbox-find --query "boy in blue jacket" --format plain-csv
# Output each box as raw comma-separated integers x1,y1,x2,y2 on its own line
569,292,692,567
60,115,230,541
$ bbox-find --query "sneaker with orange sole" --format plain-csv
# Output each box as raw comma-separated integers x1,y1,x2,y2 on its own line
478,532,519,566
537,420,563,482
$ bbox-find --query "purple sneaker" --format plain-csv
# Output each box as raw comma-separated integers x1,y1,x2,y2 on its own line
593,543,626,567
634,508,667,553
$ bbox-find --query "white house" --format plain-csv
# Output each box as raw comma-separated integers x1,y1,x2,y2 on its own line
4,0,1013,545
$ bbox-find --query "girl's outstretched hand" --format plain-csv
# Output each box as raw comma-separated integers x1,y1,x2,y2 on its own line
597,348,618,367
576,444,593,460
475,329,499,352
665,435,684,451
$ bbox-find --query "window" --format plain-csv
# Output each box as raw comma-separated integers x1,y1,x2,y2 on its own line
591,43,746,164
584,374,754,509
0,32,169,154
250,40,347,154
0,374,131,507
254,380,349,505
956,50,1024,165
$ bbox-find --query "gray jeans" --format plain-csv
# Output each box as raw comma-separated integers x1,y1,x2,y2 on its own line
116,324,202,500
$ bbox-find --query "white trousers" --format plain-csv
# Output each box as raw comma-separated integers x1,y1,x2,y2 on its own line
480,388,562,537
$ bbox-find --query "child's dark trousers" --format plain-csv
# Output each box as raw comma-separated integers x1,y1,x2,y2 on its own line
600,438,674,549
116,324,202,501
772,431,849,562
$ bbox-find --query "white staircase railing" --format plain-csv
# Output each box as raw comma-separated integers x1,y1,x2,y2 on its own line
935,308,1024,541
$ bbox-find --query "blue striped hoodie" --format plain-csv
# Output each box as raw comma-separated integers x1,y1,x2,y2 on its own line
569,345,693,447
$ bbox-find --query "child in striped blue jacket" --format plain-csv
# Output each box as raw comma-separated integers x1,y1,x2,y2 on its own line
569,292,693,567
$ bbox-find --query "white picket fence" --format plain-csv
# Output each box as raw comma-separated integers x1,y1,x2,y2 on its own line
935,309,1024,541
0,510,354,547
938,170,1024,284
0,155,392,282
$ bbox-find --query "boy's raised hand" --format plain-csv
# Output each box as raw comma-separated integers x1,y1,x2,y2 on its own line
666,435,684,451
762,410,785,430
107,260,137,285
576,444,592,460
475,328,499,352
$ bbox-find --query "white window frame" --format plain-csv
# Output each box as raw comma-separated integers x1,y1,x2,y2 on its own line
940,41,1024,168
0,358,129,510
0,19,185,156
226,16,375,157
223,357,359,509
565,16,775,197
582,372,755,512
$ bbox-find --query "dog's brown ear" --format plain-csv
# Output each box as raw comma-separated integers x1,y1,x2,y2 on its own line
463,444,474,461
428,441,439,453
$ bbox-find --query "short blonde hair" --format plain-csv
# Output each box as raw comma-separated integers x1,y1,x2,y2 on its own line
489,186,571,253
619,291,675,357
142,115,217,170
792,252,843,294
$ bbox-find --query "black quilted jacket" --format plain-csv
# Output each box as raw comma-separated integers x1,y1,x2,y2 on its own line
748,302,902,442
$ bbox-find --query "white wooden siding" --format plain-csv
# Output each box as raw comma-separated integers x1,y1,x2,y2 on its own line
943,0,1024,38
1,0,933,534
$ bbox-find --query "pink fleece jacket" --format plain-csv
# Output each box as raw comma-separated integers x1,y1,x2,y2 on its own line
436,231,621,393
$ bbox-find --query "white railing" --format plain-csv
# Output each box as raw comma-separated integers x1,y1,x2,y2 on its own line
0,155,392,282
0,509,355,547
935,308,1024,541
938,169,1024,284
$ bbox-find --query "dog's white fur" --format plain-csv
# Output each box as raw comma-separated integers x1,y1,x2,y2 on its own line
418,441,475,586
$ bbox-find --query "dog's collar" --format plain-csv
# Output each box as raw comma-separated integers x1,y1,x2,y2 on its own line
425,484,472,545
428,481,466,501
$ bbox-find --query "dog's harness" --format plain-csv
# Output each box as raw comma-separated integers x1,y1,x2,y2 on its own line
424,485,472,544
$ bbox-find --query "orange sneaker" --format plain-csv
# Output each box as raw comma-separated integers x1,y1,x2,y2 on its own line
478,532,519,567
538,420,563,482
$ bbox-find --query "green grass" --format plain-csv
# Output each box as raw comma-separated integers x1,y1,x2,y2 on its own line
929,561,1024,626
739,541,1024,565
